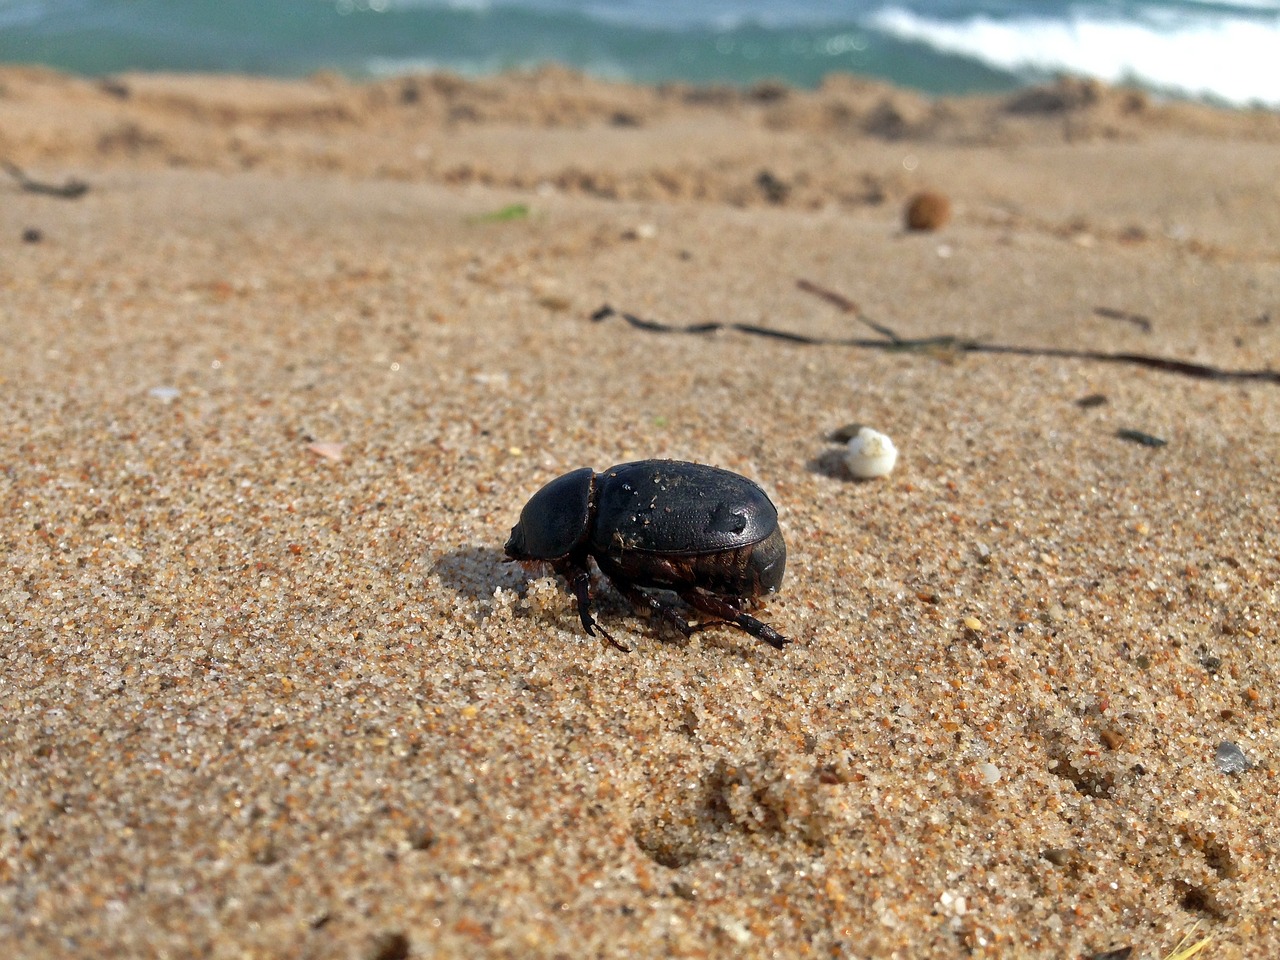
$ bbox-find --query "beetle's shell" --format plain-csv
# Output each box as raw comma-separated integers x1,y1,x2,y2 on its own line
505,466,595,560
591,460,779,557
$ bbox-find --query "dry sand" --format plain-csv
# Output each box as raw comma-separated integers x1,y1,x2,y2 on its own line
1,66,1279,958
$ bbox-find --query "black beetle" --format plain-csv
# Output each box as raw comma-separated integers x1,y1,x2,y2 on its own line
504,459,788,650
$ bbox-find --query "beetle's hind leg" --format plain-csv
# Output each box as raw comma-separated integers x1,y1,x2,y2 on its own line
680,590,790,649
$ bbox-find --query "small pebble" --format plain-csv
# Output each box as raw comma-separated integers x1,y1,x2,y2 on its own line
845,426,898,479
369,931,411,960
1117,428,1166,448
756,169,789,204
1090,948,1134,960
306,442,345,462
1042,848,1075,867
1215,741,1251,774
904,191,951,231
536,294,572,311
22,227,44,243
147,385,180,402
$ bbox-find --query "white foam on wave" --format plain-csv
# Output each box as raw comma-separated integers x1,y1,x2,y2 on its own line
868,5,1280,107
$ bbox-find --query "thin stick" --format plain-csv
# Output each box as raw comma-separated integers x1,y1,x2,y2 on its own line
795,278,903,343
590,304,1280,386
1,159,90,199
1094,306,1153,333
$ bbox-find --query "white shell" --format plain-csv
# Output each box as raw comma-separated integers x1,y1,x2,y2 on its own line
845,427,898,479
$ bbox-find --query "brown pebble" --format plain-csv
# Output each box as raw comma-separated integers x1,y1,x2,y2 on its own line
671,880,698,901
408,827,436,851
756,169,789,204
1090,947,1134,960
1042,847,1076,867
904,191,952,231
536,294,572,311
369,931,411,960
1100,729,1126,750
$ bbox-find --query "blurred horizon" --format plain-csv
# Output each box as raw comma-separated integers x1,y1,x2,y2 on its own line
0,0,1277,108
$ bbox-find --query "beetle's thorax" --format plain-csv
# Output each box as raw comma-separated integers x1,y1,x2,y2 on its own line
504,466,598,561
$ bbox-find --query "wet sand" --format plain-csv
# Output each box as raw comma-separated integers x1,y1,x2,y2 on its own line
1,66,1278,958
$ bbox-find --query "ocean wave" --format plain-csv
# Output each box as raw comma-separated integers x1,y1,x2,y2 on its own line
867,5,1280,107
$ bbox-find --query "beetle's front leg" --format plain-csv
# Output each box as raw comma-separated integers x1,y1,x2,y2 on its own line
557,560,630,652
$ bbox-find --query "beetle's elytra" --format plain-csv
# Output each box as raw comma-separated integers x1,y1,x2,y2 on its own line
504,459,789,651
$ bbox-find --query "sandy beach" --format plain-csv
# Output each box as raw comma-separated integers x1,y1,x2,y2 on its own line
1,66,1278,958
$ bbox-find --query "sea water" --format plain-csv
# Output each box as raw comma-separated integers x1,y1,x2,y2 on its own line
0,0,1275,107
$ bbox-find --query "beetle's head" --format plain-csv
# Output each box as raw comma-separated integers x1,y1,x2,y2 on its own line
504,467,596,562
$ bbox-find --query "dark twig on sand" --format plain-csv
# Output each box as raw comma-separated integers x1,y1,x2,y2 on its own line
1,160,90,199
795,278,903,343
1094,306,1153,333
591,296,1280,386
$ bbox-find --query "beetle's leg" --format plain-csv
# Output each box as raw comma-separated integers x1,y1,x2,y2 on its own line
679,590,790,649
614,582,695,640
563,564,630,653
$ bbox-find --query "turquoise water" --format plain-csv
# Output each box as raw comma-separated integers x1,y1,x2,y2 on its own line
0,0,1276,106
